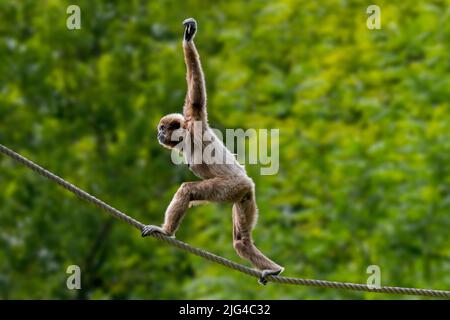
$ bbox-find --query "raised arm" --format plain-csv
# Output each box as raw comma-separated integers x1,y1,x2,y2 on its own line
182,18,207,122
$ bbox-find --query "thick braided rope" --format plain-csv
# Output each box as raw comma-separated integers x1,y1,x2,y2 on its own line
1,144,449,298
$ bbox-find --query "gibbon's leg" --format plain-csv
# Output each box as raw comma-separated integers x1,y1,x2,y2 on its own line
232,195,284,277
182,18,207,121
142,176,251,237
142,177,284,274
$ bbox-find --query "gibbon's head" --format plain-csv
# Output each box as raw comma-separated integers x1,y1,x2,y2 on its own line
157,113,185,149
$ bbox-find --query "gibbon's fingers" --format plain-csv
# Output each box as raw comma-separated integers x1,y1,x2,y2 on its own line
183,18,197,42
182,17,196,26
141,225,173,238
258,267,285,285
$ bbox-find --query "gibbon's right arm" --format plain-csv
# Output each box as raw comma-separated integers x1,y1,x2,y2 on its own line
182,18,207,122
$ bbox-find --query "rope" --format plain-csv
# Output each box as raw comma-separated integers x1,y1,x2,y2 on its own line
1,143,449,298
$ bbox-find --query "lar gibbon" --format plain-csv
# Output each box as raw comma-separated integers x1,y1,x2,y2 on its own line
142,18,284,280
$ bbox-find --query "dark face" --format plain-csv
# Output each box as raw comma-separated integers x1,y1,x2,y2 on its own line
157,115,184,149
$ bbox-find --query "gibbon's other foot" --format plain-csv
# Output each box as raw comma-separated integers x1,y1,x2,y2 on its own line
183,17,197,41
141,225,172,238
258,267,285,285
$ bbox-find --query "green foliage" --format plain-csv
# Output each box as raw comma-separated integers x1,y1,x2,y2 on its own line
0,0,449,299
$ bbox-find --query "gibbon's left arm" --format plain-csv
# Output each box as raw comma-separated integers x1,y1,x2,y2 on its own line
182,18,207,122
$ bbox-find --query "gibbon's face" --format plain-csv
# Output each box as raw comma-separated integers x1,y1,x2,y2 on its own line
157,113,185,149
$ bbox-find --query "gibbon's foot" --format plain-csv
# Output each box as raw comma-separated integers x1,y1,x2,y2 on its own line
258,267,285,285
141,225,172,238
183,17,197,41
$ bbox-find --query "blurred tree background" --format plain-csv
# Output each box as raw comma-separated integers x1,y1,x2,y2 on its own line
0,0,449,299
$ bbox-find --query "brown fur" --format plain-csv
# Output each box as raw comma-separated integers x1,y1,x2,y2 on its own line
154,18,283,272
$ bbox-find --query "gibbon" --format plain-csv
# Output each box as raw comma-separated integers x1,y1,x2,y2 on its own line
142,18,284,280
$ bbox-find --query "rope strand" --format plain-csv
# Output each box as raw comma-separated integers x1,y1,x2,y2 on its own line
1,144,449,298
